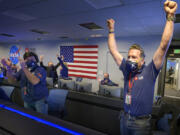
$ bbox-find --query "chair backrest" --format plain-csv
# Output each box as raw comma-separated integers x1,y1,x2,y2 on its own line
0,85,15,98
59,79,75,90
76,82,92,92
98,84,122,98
47,89,68,116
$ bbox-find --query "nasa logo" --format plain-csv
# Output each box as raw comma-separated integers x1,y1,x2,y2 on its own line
9,45,20,64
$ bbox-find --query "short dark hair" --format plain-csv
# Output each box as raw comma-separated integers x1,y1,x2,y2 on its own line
23,52,39,62
129,44,145,58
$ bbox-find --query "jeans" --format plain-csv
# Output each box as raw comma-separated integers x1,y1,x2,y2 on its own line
24,98,48,114
120,112,152,135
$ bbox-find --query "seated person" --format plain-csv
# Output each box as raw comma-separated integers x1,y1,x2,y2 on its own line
101,73,118,86
57,55,69,79
40,55,60,86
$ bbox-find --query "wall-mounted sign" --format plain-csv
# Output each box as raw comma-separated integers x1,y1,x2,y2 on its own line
9,45,20,64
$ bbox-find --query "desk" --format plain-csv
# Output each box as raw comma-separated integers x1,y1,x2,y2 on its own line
0,99,107,135
75,82,92,92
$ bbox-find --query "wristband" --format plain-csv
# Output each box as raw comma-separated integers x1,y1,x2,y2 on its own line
166,14,176,22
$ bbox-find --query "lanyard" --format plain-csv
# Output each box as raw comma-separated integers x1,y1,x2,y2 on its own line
128,73,137,93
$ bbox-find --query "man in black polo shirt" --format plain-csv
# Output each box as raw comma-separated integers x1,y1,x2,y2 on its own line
107,0,177,134
40,55,60,86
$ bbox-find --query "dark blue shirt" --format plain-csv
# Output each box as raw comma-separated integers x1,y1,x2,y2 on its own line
15,66,49,103
58,57,68,78
101,78,118,86
120,58,160,116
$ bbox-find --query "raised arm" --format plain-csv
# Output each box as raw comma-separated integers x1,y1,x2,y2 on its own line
1,58,17,84
107,19,123,67
54,54,60,69
153,0,177,70
39,55,47,70
19,58,40,85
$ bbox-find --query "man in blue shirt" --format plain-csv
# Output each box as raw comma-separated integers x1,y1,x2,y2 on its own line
1,52,49,114
107,1,177,135
58,55,69,79
101,73,118,86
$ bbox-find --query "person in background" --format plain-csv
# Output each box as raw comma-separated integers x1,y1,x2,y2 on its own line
107,0,177,134
1,52,49,114
57,55,69,79
101,73,118,86
40,55,60,86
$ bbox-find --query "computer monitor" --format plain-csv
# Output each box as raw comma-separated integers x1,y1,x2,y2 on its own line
75,82,92,93
59,79,75,90
99,84,123,98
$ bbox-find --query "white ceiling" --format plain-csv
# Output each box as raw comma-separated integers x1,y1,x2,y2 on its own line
0,0,180,43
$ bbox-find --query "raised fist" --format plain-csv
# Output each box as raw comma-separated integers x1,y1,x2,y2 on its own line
1,58,11,68
19,58,26,69
164,0,178,15
107,19,115,31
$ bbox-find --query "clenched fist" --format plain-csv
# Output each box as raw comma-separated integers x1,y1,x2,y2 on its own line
107,19,115,32
164,0,178,15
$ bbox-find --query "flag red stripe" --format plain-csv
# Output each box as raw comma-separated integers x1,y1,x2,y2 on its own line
74,60,97,64
69,69,97,74
68,65,97,69
74,56,98,59
74,51,98,54
68,74,96,79
74,45,98,48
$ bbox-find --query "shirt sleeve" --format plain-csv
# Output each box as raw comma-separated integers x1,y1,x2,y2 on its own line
34,67,46,82
119,58,128,78
55,62,60,69
40,61,47,70
151,60,161,80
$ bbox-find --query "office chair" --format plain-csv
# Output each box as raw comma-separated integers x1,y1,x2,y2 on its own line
47,89,68,118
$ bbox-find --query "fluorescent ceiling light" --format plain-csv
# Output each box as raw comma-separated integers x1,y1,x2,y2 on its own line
84,0,123,9
2,10,36,21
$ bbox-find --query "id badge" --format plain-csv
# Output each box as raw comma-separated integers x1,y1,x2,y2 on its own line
23,87,27,95
125,94,131,105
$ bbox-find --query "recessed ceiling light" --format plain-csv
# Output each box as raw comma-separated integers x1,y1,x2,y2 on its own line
0,33,15,37
30,29,49,35
2,10,36,21
79,22,103,30
59,36,69,39
84,0,123,9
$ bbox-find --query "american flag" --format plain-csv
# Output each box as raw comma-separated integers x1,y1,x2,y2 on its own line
60,45,98,79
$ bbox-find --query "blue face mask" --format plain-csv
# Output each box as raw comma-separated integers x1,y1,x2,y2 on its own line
26,60,37,71
126,60,138,72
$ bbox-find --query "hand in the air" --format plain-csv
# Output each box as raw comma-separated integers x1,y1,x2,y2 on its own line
1,58,11,68
19,58,26,69
1,58,8,67
164,0,178,15
107,19,115,31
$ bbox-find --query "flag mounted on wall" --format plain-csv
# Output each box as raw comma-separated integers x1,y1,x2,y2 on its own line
60,45,98,79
